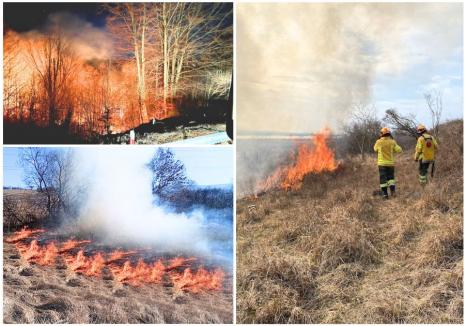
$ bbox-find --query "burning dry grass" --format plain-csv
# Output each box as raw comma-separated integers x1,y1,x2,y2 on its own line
3,236,232,324
237,120,463,323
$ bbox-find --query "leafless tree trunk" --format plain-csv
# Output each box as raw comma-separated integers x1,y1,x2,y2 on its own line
19,148,74,217
344,103,382,159
424,89,443,138
149,3,232,106
27,30,76,126
106,3,150,124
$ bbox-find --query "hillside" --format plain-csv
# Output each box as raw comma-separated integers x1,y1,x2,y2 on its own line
236,120,463,323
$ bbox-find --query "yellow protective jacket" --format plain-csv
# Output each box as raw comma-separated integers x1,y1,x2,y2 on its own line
414,133,438,162
374,136,402,166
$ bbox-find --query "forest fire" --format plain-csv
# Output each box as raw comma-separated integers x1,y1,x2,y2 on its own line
255,128,338,193
3,2,233,143
9,228,225,293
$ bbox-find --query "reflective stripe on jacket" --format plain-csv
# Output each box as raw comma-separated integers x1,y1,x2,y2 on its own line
373,136,402,166
414,133,438,162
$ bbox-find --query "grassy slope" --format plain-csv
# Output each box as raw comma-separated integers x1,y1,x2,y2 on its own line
3,243,233,324
237,120,463,323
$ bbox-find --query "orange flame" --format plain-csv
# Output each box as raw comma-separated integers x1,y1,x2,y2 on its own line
5,227,45,243
16,240,58,266
65,250,106,277
165,257,197,271
109,258,166,286
170,267,225,293
256,128,338,193
106,249,138,264
58,239,92,253
12,237,224,293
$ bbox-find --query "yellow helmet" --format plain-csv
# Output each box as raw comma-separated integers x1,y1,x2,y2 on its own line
417,124,426,133
380,127,391,136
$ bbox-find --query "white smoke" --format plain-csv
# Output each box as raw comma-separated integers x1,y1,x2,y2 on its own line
237,3,462,134
69,147,210,256
45,12,113,60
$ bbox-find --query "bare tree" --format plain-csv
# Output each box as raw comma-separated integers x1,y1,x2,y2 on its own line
383,108,419,139
27,30,76,126
424,89,443,138
105,3,151,124
20,148,73,216
150,3,233,106
344,103,382,159
147,148,190,198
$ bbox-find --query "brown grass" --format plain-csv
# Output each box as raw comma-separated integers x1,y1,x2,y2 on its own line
236,120,463,323
3,243,233,324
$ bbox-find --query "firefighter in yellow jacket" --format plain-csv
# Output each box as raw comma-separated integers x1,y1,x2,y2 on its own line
374,127,402,199
414,124,438,185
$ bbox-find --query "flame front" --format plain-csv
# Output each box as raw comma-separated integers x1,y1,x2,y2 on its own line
256,128,338,193
11,235,224,293
59,239,92,253
171,267,225,293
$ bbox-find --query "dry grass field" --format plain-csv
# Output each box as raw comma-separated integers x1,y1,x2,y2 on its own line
3,241,233,324
236,120,463,323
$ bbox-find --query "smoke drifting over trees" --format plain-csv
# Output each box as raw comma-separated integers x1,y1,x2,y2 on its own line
4,3,232,140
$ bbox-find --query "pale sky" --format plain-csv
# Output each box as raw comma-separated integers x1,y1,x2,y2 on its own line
3,147,233,188
237,3,463,134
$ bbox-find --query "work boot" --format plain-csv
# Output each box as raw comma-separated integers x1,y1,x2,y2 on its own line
389,185,396,197
381,187,389,200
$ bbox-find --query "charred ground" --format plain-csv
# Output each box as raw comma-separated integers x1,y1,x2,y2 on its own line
236,120,463,323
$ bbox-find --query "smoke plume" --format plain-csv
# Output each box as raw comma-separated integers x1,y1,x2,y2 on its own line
65,147,220,261
13,12,113,61
237,3,462,134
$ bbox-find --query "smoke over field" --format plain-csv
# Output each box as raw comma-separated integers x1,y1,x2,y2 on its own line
237,3,462,134
3,146,233,323
70,148,209,255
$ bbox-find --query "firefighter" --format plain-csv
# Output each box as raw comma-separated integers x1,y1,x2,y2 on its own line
414,124,438,186
374,127,402,199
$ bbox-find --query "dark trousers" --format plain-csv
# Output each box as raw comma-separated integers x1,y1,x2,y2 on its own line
378,166,395,195
419,161,431,184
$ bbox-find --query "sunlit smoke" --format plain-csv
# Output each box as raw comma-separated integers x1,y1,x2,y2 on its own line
237,3,462,134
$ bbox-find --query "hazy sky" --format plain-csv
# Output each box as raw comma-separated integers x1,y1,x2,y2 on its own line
3,147,233,188
237,3,463,134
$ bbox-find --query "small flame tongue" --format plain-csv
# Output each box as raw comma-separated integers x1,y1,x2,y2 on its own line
255,128,338,193
6,227,45,243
